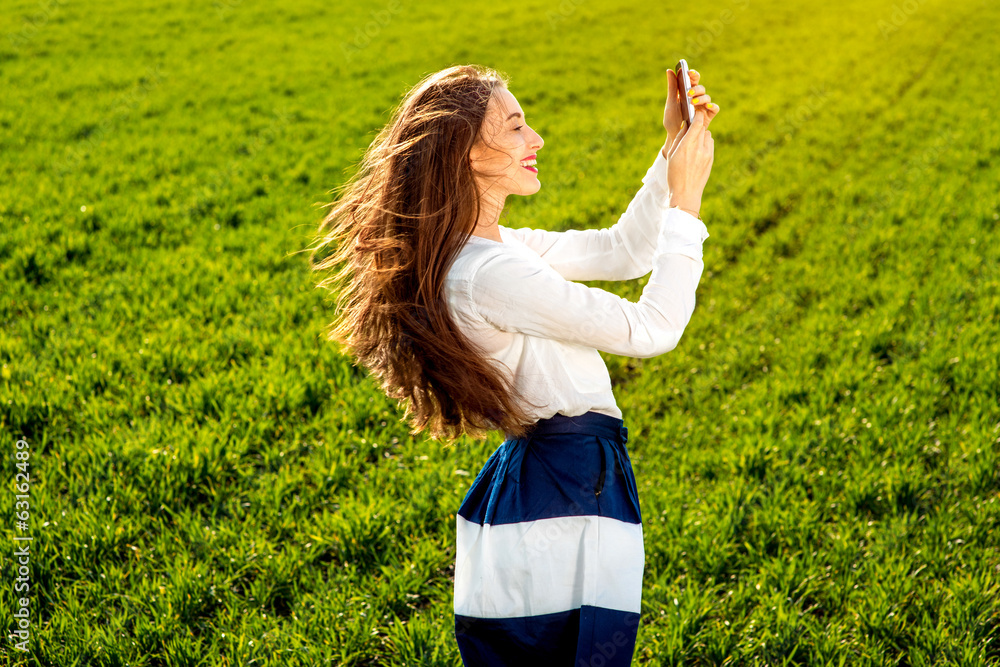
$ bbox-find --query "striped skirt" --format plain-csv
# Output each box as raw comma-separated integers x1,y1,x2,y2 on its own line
453,410,644,666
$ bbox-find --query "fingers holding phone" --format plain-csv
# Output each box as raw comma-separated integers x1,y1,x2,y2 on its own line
681,61,718,119
664,61,719,144
666,79,715,214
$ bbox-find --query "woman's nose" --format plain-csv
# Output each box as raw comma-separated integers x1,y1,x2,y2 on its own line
532,130,544,150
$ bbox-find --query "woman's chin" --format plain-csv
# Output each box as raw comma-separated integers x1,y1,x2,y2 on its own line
519,179,542,196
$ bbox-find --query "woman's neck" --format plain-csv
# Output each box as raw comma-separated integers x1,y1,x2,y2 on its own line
470,192,506,242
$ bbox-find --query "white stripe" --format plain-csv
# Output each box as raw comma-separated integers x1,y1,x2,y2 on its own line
454,514,644,619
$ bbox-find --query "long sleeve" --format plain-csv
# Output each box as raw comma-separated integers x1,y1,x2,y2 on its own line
466,207,709,359
500,147,671,282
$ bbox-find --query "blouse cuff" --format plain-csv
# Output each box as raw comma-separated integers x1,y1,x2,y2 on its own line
656,208,710,261
641,146,671,203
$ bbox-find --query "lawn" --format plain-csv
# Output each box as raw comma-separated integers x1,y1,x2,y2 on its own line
1,0,998,664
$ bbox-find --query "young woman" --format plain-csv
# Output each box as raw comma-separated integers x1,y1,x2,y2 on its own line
313,64,717,666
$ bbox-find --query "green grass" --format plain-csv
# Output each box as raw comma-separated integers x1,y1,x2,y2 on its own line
1,0,999,664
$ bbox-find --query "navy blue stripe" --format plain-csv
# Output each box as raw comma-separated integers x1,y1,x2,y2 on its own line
455,605,640,667
458,411,642,527
506,410,629,444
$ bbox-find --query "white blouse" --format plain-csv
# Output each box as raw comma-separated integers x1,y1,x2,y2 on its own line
441,147,710,426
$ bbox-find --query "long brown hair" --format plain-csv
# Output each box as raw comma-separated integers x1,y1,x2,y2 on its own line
309,64,540,442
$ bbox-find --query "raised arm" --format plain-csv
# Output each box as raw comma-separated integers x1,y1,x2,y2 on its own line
500,148,671,282
464,69,718,357
467,208,709,358
502,64,720,283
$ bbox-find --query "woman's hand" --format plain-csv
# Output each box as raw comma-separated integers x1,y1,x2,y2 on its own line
663,67,720,152
665,103,715,215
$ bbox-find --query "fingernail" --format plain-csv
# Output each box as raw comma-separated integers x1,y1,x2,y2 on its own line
709,103,718,110
691,97,700,105
687,89,696,97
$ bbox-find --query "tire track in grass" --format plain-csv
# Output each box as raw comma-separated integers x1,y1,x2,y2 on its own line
692,29,993,421
607,1,982,397
618,0,995,408
706,0,981,275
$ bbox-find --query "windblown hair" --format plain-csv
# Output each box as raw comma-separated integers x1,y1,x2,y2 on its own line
310,65,541,442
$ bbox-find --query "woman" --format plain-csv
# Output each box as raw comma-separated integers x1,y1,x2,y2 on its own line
312,64,717,666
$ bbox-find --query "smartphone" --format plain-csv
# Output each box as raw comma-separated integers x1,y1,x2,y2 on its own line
676,59,695,126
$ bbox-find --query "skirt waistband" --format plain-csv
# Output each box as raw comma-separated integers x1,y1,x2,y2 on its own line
506,410,628,445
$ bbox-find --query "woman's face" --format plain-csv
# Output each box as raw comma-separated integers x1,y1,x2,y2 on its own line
470,87,544,199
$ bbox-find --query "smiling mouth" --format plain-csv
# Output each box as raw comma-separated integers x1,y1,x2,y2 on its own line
520,157,538,173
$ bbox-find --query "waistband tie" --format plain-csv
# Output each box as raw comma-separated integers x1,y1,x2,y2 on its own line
505,410,628,446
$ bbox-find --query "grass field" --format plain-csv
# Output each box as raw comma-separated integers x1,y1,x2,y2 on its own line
1,0,999,664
